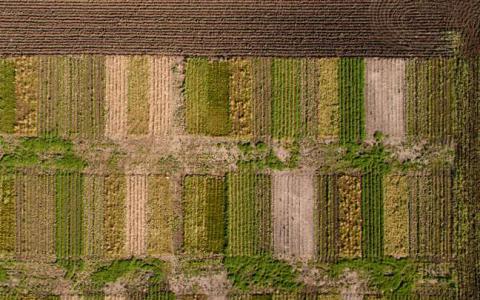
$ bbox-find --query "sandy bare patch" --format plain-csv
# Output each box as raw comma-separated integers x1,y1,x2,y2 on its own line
126,174,147,257
365,58,406,142
105,56,128,140
272,170,315,260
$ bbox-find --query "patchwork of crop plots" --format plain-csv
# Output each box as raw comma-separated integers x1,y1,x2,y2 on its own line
0,2,478,298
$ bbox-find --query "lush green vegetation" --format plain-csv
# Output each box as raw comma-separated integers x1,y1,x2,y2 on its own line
183,175,226,254
0,59,16,134
271,58,302,139
361,168,384,260
227,165,272,256
329,258,418,297
339,58,365,144
0,137,86,170
237,141,300,170
224,256,300,292
91,259,166,287
185,58,231,136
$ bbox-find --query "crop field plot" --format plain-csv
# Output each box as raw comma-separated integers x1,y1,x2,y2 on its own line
227,165,272,256
147,175,175,256
55,171,83,261
339,58,365,144
183,175,225,255
316,174,339,262
405,58,457,144
0,171,15,258
83,174,105,259
185,58,231,136
103,174,127,259
365,58,406,142
408,167,454,262
272,171,315,260
361,168,384,260
383,174,409,258
318,58,339,141
15,170,56,262
337,175,362,258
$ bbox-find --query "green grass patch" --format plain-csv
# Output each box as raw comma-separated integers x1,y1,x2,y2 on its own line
0,137,86,170
271,58,303,139
185,58,231,136
224,256,300,292
0,265,7,282
91,259,166,287
237,141,300,170
329,258,418,297
0,59,16,134
339,58,365,144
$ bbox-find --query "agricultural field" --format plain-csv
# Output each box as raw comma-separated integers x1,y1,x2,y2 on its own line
0,1,478,299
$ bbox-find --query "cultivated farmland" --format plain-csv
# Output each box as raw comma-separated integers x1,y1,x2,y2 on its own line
0,1,478,299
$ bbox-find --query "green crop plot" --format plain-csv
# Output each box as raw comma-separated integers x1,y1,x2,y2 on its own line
183,175,226,254
361,168,384,260
227,165,272,256
55,171,84,261
339,58,365,144
185,58,231,136
0,59,16,134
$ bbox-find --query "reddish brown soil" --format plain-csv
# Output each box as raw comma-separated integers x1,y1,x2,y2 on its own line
0,0,467,56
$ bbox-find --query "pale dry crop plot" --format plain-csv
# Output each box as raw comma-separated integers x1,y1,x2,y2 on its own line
272,171,315,260
149,56,180,136
105,56,128,140
365,58,406,142
126,174,147,257
318,58,339,140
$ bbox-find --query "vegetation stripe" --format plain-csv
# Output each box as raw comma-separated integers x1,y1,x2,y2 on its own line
0,59,16,133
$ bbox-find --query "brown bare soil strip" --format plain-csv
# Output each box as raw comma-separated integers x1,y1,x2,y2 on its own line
105,56,128,140
149,56,180,136
0,1,454,56
15,170,55,262
14,56,38,136
384,174,408,258
83,174,105,259
272,171,315,260
126,174,147,257
365,58,406,142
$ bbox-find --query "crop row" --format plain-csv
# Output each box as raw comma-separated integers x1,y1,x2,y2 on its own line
227,165,271,256
408,167,454,262
361,168,384,260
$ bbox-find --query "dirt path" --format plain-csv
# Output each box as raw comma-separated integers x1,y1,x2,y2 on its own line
272,170,315,260
365,58,406,142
